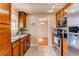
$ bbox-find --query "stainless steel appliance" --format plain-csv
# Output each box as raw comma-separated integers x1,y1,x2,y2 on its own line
68,34,79,56
63,29,67,39
57,29,64,56
69,26,79,33
67,4,79,56
59,17,67,27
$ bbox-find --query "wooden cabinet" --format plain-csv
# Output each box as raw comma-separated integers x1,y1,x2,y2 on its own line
0,3,11,56
56,12,60,28
56,3,73,28
0,4,10,11
24,36,27,53
19,38,25,56
24,35,30,53
11,34,30,56
63,39,68,56
19,35,30,56
63,4,70,16
63,3,72,16
19,12,26,28
27,34,30,49
55,3,73,56
12,40,20,56
59,9,64,19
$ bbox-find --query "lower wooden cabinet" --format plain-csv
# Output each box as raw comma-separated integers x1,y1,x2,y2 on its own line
11,34,30,56
20,38,25,56
12,40,20,56
24,36,27,53
63,38,68,56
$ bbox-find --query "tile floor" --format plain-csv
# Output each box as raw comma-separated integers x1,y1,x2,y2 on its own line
24,46,60,56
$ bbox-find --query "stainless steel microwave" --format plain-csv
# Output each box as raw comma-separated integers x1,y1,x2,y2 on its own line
59,17,67,27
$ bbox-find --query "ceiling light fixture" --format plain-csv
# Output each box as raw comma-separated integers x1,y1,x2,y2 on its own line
52,6,55,9
48,4,58,13
48,9,54,13
39,38,43,42
55,3,58,6
40,22,45,24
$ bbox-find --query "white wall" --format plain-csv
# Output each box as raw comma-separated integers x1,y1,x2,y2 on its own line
26,14,56,46
48,14,56,46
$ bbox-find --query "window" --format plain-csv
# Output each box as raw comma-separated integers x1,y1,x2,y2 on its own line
11,14,18,32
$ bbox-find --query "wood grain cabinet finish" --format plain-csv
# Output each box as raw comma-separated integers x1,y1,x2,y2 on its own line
24,35,30,53
56,12,60,28
59,9,64,19
63,4,69,16
55,3,73,56
19,12,26,28
11,35,30,56
19,38,25,56
27,35,30,48
63,3,72,16
0,3,11,56
63,39,68,56
56,3,73,28
24,37,27,53
12,40,20,56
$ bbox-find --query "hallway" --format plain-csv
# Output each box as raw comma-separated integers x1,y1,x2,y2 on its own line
24,46,59,56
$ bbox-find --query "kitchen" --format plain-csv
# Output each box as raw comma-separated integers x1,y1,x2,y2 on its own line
0,3,79,56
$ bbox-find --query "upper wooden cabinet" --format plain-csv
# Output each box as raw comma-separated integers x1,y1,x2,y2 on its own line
0,4,10,11
0,3,11,56
12,40,20,56
56,12,60,28
63,39,68,56
56,3,73,28
59,9,64,19
19,38,25,56
19,12,26,28
63,3,72,16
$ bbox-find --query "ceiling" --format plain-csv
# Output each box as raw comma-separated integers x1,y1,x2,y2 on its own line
12,3,66,14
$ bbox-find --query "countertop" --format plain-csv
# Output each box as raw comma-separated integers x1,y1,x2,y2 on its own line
11,34,28,43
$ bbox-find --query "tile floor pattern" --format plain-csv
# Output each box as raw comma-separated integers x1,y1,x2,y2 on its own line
24,46,58,56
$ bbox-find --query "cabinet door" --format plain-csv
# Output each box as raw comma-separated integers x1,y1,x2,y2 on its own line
12,40,20,56
0,3,11,56
64,3,71,16
56,13,59,28
20,38,25,56
19,12,26,28
59,9,64,19
13,46,20,56
63,39,68,56
0,3,10,11
27,35,30,48
24,37,27,52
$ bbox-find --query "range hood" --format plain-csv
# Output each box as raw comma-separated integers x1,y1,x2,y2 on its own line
66,4,79,15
